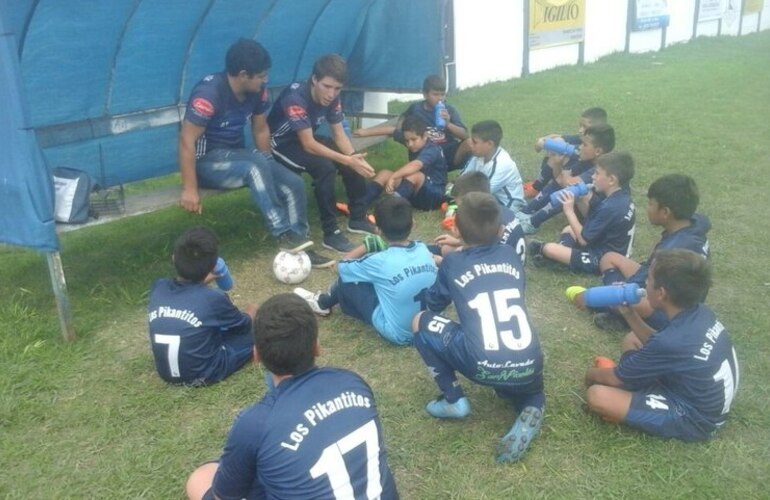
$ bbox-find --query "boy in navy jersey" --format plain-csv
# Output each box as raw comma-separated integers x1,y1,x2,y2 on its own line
584,249,739,441
295,196,437,346
148,227,256,386
178,39,322,261
360,116,448,211
433,171,526,264
568,174,711,331
517,124,615,234
186,294,398,500
525,107,608,197
269,54,377,254
354,74,470,170
529,151,636,275
414,193,545,463
461,120,525,212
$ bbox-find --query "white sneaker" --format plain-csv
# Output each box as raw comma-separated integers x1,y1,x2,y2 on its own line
293,287,330,317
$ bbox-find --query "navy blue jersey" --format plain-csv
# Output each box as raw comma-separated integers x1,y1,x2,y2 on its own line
569,159,596,184
424,244,543,376
394,101,466,154
616,304,739,427
409,141,447,186
212,367,398,500
268,81,344,150
183,72,270,157
582,188,635,257
147,279,252,384
499,206,527,264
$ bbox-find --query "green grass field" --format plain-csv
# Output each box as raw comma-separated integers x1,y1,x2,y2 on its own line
2,32,769,498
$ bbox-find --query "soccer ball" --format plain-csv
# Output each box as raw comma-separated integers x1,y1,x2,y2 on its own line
272,251,312,284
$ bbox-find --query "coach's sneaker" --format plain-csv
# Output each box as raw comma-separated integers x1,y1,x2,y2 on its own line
523,181,539,199
277,231,313,254
305,249,336,269
293,287,331,317
515,212,537,235
323,229,355,253
347,218,377,235
565,286,587,309
593,311,629,332
426,396,471,419
496,406,543,463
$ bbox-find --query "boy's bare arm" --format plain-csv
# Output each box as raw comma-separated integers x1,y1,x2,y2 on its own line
617,306,656,344
353,124,396,138
585,366,623,387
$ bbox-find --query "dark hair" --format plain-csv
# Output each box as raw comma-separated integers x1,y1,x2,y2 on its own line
649,249,711,309
583,124,615,154
173,226,218,282
596,150,634,187
422,74,446,94
647,174,699,220
581,107,608,126
254,294,317,376
225,38,272,76
471,120,503,147
451,171,491,198
312,54,347,84
455,192,500,246
374,196,413,241
401,114,428,136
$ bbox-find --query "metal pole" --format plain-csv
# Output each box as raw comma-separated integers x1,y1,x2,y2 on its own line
46,251,76,341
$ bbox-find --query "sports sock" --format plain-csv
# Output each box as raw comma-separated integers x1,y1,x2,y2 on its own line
317,281,340,310
361,182,384,208
394,179,415,199
558,233,576,247
602,267,625,286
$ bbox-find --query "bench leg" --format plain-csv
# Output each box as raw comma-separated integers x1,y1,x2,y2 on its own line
46,251,76,342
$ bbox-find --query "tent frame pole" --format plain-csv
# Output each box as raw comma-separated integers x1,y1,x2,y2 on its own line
46,251,76,341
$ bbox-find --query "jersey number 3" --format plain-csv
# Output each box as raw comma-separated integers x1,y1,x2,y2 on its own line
468,289,532,351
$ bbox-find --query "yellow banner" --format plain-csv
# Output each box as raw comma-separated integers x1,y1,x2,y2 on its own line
529,0,586,49
745,0,763,14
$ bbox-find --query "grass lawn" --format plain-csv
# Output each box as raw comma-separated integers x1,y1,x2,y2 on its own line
2,32,769,498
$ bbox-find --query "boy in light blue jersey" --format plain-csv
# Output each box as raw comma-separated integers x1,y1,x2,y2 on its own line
295,196,437,345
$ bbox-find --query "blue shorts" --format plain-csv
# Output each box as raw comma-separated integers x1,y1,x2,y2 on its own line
336,279,378,326
411,181,445,211
625,386,717,442
569,249,601,274
416,312,543,395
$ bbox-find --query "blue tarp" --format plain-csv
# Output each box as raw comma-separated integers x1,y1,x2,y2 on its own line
0,0,445,252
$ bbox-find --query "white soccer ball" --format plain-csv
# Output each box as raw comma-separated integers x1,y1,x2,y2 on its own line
272,250,312,284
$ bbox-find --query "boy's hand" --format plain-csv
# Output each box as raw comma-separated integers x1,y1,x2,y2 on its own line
559,190,576,212
352,128,369,138
435,233,461,248
180,187,202,214
385,177,401,194
346,153,375,178
439,108,450,121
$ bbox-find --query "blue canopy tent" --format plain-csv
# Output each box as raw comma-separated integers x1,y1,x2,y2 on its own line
0,0,448,340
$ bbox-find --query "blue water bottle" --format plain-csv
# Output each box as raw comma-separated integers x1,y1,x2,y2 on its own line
543,138,577,156
434,100,447,129
583,283,645,308
214,257,234,291
549,182,592,207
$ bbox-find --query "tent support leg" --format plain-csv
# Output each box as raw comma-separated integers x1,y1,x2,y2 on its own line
46,251,76,342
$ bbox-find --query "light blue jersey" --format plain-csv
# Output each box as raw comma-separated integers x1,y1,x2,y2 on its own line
338,241,437,344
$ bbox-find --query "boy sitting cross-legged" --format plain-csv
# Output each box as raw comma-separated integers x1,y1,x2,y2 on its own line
413,192,545,463
295,196,438,346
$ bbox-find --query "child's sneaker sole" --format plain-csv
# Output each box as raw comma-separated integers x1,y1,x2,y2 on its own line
496,406,543,463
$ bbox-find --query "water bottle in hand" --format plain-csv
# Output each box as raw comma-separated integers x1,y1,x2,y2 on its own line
584,283,645,308
434,100,447,129
549,182,592,207
543,138,577,156
214,257,234,291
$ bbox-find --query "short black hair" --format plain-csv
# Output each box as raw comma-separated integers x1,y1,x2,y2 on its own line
455,192,500,246
451,171,490,198
471,120,503,147
401,114,428,136
374,196,413,241
584,124,615,154
422,74,446,94
596,150,634,188
312,54,347,84
254,294,317,376
225,38,272,76
173,226,218,283
650,249,711,309
581,107,608,126
647,174,699,220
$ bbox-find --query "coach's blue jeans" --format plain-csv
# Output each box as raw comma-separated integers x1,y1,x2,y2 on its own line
196,149,309,237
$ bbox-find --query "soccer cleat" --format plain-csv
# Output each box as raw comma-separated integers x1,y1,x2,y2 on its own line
347,218,378,235
523,181,539,199
565,286,587,309
425,396,471,419
277,231,314,254
496,406,543,463
323,230,355,253
293,287,331,317
441,215,456,231
594,356,617,369
527,239,544,257
305,249,336,269
515,212,537,234
593,311,630,332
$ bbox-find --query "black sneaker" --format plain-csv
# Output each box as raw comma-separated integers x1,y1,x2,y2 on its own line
593,311,629,332
527,239,544,257
347,218,377,235
322,230,355,253
305,249,336,269
277,232,313,254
